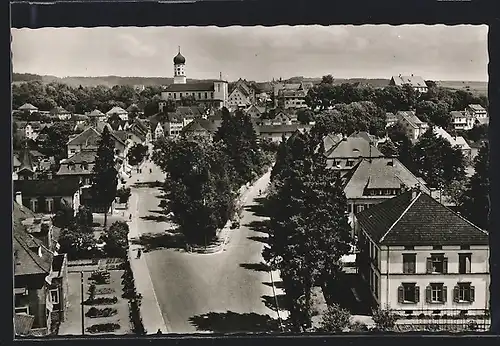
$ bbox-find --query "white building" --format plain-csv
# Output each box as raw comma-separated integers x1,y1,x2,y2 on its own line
396,111,429,142
354,188,490,319
161,47,228,109
450,111,475,131
390,74,428,93
106,106,129,121
432,127,472,160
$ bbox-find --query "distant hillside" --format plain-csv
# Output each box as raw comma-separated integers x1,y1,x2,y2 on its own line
12,73,487,95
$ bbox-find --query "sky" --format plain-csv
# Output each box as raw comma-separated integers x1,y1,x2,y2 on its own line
11,25,488,82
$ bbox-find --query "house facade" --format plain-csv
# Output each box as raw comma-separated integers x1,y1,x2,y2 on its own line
396,111,429,142
14,202,69,336
106,106,129,121
450,111,475,131
354,189,489,319
465,104,488,120
228,84,253,109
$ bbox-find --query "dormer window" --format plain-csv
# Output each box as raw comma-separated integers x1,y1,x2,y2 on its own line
81,162,88,170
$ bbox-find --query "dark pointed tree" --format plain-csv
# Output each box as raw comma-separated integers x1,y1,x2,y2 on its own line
91,126,118,227
459,143,489,230
264,132,352,331
378,140,398,157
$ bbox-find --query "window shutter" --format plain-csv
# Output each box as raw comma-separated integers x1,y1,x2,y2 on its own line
443,286,448,303
470,286,475,302
443,258,448,274
415,286,420,303
398,286,404,303
426,258,432,273
453,286,459,302
425,286,431,303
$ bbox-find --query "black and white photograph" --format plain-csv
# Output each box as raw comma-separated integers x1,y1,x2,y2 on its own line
11,24,491,337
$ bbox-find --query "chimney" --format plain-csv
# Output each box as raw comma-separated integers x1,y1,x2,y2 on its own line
219,72,222,80
15,191,23,205
387,159,394,166
411,186,420,200
411,73,414,77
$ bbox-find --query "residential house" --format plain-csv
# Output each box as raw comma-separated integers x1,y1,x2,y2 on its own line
257,124,311,143
396,111,429,142
13,155,22,181
181,117,221,140
50,107,72,120
86,109,107,123
66,126,126,159
14,176,82,215
450,111,475,131
14,202,69,337
324,133,384,174
353,189,489,318
126,103,142,117
19,103,39,114
56,149,97,186
244,105,267,120
390,74,428,93
127,118,149,142
106,106,129,121
19,121,43,141
343,157,429,221
228,79,255,109
465,104,488,120
432,127,472,160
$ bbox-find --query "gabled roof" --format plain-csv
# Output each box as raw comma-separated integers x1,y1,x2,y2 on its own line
391,75,427,88
397,111,426,128
432,127,471,150
106,106,128,115
13,202,53,276
14,176,81,197
450,111,470,119
165,82,215,92
67,127,101,146
19,103,38,111
349,131,376,144
88,109,105,117
182,118,220,135
356,190,489,246
62,149,97,164
127,103,141,112
245,105,266,115
468,104,486,112
326,136,383,159
50,106,70,115
343,157,429,199
13,155,22,168
14,313,35,336
18,146,35,173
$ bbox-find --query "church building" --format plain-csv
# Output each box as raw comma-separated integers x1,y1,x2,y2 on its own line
161,47,229,109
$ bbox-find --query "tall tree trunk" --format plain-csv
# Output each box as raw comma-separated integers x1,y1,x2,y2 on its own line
104,208,108,228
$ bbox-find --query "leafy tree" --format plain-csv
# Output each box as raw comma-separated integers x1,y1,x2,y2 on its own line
387,122,413,168
459,143,489,230
378,140,398,157
180,95,197,106
116,187,132,203
152,137,235,245
103,221,129,258
36,122,75,162
372,306,399,332
318,303,352,333
321,74,334,84
297,109,315,124
58,223,96,260
409,128,466,189
465,124,489,143
52,202,75,229
127,143,148,166
264,132,352,331
214,108,263,186
76,206,94,229
91,126,118,227
442,178,468,206
415,100,451,128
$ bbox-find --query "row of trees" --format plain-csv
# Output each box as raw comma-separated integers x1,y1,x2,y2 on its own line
152,108,269,246
265,131,353,331
305,75,488,131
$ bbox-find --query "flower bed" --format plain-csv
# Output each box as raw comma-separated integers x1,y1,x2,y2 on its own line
95,287,116,295
84,296,118,306
90,271,111,285
86,323,121,334
85,307,118,318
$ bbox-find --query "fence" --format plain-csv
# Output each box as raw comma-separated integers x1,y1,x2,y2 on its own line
394,308,491,332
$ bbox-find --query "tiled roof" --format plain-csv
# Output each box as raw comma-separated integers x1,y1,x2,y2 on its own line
71,114,89,121
391,75,427,88
349,131,376,144
13,155,22,167
19,103,38,111
343,157,429,199
326,136,382,159
51,106,70,114
323,133,344,153
106,106,128,115
386,112,398,121
432,127,471,150
182,118,219,134
356,190,489,245
397,111,426,128
258,124,307,134
67,127,101,146
450,111,468,119
165,82,215,92
88,109,105,117
113,130,129,142
14,313,35,336
13,202,53,276
14,176,81,197
62,150,97,164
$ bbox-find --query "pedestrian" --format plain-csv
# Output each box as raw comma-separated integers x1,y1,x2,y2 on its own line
139,169,142,173
157,329,162,335
150,168,152,174
259,189,262,196
137,248,142,259
129,214,132,220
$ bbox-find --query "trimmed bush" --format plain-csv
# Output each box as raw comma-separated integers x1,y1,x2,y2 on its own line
85,307,118,318
372,305,399,332
95,287,115,295
86,323,120,334
90,271,110,285
84,296,118,306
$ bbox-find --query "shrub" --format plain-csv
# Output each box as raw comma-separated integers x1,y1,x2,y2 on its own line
86,323,120,334
467,321,479,331
349,321,368,332
87,284,96,302
95,287,115,295
372,305,399,332
85,307,118,318
84,296,118,306
116,187,132,204
90,271,110,285
319,303,351,333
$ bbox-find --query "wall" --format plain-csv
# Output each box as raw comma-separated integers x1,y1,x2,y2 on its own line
15,274,48,329
379,245,490,313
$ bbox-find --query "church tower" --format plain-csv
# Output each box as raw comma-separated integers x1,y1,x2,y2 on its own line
173,46,186,84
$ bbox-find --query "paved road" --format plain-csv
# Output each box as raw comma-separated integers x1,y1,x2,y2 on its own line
130,161,282,333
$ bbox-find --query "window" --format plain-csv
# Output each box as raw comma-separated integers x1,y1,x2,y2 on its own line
50,289,59,304
427,254,448,274
404,246,414,250
70,149,76,154
458,253,472,274
356,205,365,213
403,254,416,274
454,283,475,303
374,275,379,298
205,92,208,99
15,306,29,315
427,283,447,303
347,204,352,213
30,199,38,213
461,245,470,250
198,93,201,99
217,84,221,93
346,160,354,167
433,245,442,250
398,283,419,303
46,198,54,213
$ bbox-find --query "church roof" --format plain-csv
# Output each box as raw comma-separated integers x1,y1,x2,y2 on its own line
165,82,215,92
173,51,186,64
18,146,35,173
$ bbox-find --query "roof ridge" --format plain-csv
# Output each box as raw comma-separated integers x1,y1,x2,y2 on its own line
14,233,51,275
379,191,421,243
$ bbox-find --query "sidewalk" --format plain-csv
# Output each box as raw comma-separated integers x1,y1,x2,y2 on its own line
127,179,170,334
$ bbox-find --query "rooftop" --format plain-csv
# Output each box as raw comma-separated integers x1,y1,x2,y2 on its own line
106,106,128,115
356,189,489,246
325,136,382,159
14,176,81,197
468,104,486,112
165,82,216,92
391,75,427,88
